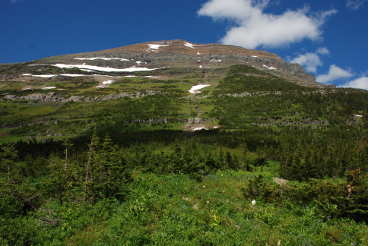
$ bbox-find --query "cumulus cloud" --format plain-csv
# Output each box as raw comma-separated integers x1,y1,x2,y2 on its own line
198,0,337,49
346,0,366,10
340,77,368,90
291,53,322,73
290,47,329,73
316,65,353,83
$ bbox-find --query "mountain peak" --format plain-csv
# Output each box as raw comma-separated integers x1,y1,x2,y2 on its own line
33,39,317,87
99,39,281,60
0,39,323,87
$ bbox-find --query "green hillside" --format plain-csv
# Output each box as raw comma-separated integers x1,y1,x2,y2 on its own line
1,64,368,245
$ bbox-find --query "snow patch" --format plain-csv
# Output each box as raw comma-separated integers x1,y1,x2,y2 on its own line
80,69,94,72
147,44,169,50
251,56,258,58
184,42,194,49
42,86,56,90
197,51,201,56
102,80,114,85
262,64,277,70
189,84,210,94
52,64,159,73
210,58,222,63
192,127,208,131
74,57,129,62
30,74,57,78
24,72,118,78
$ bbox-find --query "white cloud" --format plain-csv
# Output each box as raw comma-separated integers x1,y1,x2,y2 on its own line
291,53,322,73
290,47,329,73
340,77,368,90
346,0,366,10
316,65,353,83
198,0,337,49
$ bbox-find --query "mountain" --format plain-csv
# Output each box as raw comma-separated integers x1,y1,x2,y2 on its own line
0,39,365,139
1,39,318,87
1,40,368,245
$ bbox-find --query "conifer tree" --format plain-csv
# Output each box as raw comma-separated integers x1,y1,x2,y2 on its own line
85,133,100,202
0,144,19,184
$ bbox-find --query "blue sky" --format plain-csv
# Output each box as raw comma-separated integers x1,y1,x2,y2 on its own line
1,0,367,88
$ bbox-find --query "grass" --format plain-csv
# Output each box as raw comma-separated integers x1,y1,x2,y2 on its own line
0,71,224,141
49,168,368,246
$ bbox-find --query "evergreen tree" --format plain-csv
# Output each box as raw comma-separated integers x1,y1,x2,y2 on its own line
0,145,18,184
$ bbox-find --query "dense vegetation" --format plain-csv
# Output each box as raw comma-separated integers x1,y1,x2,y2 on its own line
1,65,368,245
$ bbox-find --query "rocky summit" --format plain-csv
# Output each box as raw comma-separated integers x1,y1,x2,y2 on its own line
1,40,319,87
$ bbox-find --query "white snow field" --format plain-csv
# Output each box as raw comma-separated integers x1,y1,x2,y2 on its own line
52,64,159,73
262,64,277,70
23,74,56,78
189,84,210,94
147,44,169,50
192,127,209,131
74,57,129,62
102,80,114,85
42,87,56,90
23,73,97,78
210,58,222,63
184,42,195,49
96,80,115,89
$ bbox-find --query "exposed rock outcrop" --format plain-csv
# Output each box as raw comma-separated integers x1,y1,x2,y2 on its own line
1,91,159,103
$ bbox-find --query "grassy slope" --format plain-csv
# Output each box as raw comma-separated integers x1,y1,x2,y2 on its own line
22,165,368,246
211,65,368,129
